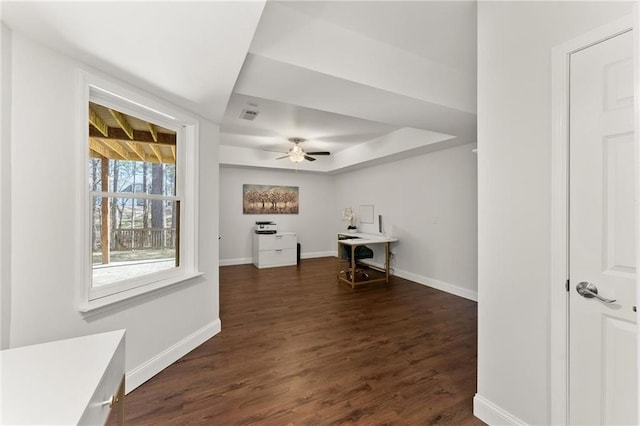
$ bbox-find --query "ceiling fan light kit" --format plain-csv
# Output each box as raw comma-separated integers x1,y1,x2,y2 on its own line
289,145,305,163
269,137,331,164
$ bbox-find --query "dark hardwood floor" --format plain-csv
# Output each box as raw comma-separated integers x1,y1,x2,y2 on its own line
121,257,483,425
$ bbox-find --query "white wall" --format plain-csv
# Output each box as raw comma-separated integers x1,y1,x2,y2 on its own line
0,22,12,349
335,142,478,300
6,31,221,391
476,2,633,424
219,165,337,264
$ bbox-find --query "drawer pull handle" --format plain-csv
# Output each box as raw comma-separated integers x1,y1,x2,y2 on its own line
102,395,115,408
275,249,283,252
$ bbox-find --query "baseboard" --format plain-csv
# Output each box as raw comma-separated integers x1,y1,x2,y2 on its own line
473,394,528,426
394,268,478,302
219,257,252,266
300,251,334,259
356,259,478,302
125,318,221,393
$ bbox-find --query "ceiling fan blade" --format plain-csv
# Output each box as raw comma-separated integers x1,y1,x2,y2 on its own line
305,151,331,156
263,149,288,154
304,155,317,162
275,155,289,160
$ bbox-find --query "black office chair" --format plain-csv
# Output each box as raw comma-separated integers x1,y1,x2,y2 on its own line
340,245,374,280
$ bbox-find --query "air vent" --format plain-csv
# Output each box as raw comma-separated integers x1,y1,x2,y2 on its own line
240,109,259,120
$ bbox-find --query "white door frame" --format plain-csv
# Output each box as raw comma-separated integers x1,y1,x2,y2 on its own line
550,13,636,425
635,6,640,423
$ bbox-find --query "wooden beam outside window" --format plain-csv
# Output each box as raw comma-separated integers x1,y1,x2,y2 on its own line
89,127,176,146
108,109,134,140
100,157,110,265
89,138,117,160
101,139,130,161
126,141,147,162
89,107,109,137
148,123,159,143
149,144,163,163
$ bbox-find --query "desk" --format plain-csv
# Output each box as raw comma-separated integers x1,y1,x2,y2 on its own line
1,330,126,425
337,232,398,288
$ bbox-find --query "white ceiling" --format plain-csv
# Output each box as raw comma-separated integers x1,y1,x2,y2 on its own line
222,94,400,154
222,1,477,171
1,0,477,173
281,1,477,74
0,1,266,123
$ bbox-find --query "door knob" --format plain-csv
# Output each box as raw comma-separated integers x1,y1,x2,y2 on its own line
576,281,616,303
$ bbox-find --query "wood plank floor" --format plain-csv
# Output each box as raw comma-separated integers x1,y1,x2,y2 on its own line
121,257,483,425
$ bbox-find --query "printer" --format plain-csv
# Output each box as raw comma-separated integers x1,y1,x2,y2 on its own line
254,221,277,234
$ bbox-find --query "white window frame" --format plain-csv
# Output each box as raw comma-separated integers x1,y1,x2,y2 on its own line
77,70,201,313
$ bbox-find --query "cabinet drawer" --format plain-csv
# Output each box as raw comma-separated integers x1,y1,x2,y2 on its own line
258,248,296,267
79,334,125,425
258,234,296,250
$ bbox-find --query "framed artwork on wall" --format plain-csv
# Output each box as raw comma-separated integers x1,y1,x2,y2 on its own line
243,184,299,214
359,205,374,224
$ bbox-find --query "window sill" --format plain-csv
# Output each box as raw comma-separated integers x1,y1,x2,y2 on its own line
79,271,204,316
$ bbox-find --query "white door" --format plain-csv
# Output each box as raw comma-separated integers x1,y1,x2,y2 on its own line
569,30,637,425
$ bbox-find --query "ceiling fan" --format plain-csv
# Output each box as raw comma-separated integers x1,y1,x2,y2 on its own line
273,137,331,163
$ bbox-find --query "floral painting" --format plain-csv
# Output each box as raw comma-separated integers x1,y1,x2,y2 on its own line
243,184,299,214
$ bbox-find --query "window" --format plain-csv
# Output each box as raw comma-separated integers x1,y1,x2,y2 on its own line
79,72,200,312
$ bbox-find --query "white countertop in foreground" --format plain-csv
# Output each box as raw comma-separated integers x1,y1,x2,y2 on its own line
1,329,125,425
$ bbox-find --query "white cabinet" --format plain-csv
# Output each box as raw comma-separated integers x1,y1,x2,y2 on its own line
253,232,297,268
1,330,126,425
